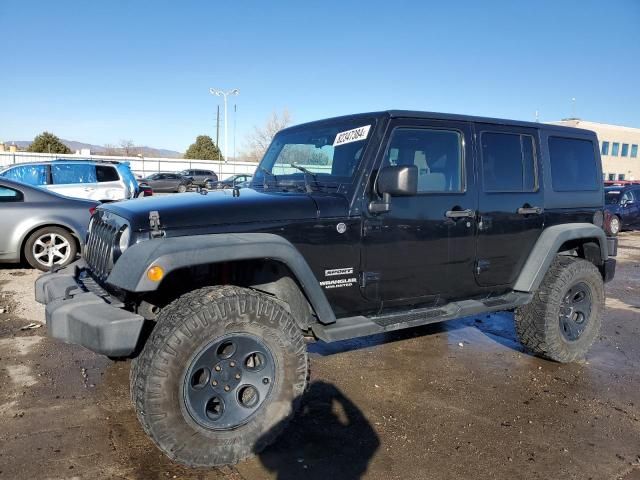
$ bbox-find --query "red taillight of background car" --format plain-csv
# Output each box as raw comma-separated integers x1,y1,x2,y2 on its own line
89,206,97,216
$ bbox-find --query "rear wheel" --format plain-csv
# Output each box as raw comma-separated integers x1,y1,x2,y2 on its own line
515,256,604,363
24,226,77,271
130,286,308,467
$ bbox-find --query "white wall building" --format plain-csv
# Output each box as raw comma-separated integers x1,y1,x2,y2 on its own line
550,119,640,181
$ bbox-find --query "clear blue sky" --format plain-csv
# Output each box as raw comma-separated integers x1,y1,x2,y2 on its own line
1,0,639,153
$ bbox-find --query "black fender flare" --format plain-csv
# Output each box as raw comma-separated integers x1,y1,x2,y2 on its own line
106,233,336,324
513,223,609,293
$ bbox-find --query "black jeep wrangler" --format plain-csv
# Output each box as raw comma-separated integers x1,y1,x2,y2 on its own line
35,111,617,467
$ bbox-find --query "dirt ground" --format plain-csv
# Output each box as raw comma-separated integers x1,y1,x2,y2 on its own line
1,234,639,480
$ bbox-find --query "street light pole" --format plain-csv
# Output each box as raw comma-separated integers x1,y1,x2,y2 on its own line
209,88,239,163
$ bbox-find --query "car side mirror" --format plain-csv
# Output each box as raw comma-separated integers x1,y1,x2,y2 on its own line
369,165,418,213
624,199,635,206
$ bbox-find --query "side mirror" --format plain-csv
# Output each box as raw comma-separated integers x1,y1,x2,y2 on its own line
369,165,418,213
624,199,635,207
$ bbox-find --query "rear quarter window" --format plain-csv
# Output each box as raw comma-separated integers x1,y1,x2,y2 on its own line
0,186,23,202
96,165,119,182
548,137,599,192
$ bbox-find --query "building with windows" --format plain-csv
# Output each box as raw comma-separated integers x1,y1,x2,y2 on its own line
549,120,640,182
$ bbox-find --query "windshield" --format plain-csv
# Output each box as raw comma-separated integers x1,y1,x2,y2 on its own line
605,191,621,204
253,118,375,191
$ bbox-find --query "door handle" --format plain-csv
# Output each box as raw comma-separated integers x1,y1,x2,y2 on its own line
517,206,542,215
445,209,475,219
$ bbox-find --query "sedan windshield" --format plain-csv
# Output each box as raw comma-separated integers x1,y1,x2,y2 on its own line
253,118,375,191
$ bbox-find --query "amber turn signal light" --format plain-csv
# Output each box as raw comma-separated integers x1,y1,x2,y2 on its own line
146,266,164,282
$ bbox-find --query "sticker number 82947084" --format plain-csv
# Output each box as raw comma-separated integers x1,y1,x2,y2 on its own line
333,125,371,147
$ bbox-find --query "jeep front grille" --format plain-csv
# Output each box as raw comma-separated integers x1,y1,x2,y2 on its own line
84,216,117,280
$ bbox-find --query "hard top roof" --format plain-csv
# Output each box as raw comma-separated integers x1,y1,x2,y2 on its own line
282,110,596,136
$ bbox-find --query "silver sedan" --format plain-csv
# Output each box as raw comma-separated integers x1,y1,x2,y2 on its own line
0,178,98,271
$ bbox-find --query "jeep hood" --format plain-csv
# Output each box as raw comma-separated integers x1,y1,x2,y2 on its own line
102,188,347,231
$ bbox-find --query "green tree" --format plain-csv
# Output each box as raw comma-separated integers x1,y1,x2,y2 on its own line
27,131,71,154
184,135,223,160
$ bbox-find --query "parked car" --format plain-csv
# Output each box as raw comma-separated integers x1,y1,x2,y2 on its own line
604,185,640,235
0,159,139,202
36,110,616,467
0,177,97,271
137,183,154,197
216,174,253,189
178,169,218,188
141,172,193,193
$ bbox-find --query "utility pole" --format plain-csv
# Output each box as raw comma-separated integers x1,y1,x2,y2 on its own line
233,103,237,165
216,105,220,161
209,88,239,163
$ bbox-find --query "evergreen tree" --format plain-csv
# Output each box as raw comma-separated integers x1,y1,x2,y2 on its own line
184,135,223,160
27,131,71,154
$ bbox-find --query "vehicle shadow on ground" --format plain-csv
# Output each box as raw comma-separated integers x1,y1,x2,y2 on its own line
254,381,380,480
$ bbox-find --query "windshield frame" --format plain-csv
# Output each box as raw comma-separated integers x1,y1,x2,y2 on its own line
252,115,379,194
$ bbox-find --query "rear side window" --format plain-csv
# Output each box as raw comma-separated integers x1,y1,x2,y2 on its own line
481,132,537,192
2,165,48,185
0,186,23,202
548,137,599,192
52,164,97,184
96,165,119,182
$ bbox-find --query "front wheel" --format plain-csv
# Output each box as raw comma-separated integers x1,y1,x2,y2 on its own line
607,215,621,236
177,184,187,193
130,286,308,467
515,256,604,363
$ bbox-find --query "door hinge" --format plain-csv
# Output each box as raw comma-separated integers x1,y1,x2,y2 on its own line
149,210,165,238
360,271,381,288
475,259,490,275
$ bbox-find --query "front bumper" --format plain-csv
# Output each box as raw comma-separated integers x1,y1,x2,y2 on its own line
35,260,144,357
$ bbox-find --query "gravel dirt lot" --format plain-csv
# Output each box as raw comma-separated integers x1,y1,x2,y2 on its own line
1,233,639,480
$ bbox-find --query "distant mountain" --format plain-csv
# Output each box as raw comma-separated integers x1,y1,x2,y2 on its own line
7,139,183,158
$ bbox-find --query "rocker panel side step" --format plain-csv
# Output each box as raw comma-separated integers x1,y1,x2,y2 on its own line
312,292,532,343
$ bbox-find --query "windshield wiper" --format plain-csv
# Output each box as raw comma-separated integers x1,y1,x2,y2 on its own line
257,166,277,189
289,163,319,193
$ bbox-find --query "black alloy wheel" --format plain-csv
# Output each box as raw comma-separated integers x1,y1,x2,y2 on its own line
183,333,276,430
558,282,592,341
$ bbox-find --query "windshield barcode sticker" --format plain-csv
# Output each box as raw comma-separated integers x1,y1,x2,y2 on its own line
333,125,371,147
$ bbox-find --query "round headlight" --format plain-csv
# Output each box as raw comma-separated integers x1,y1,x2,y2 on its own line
118,226,130,253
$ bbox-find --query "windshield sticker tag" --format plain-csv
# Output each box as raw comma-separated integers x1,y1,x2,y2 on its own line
333,125,371,147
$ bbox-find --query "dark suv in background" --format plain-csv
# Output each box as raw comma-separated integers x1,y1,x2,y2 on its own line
179,168,218,189
36,110,616,468
605,184,640,235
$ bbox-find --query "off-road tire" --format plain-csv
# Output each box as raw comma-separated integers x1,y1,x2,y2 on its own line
24,226,77,271
177,184,187,193
515,256,604,363
130,286,308,467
